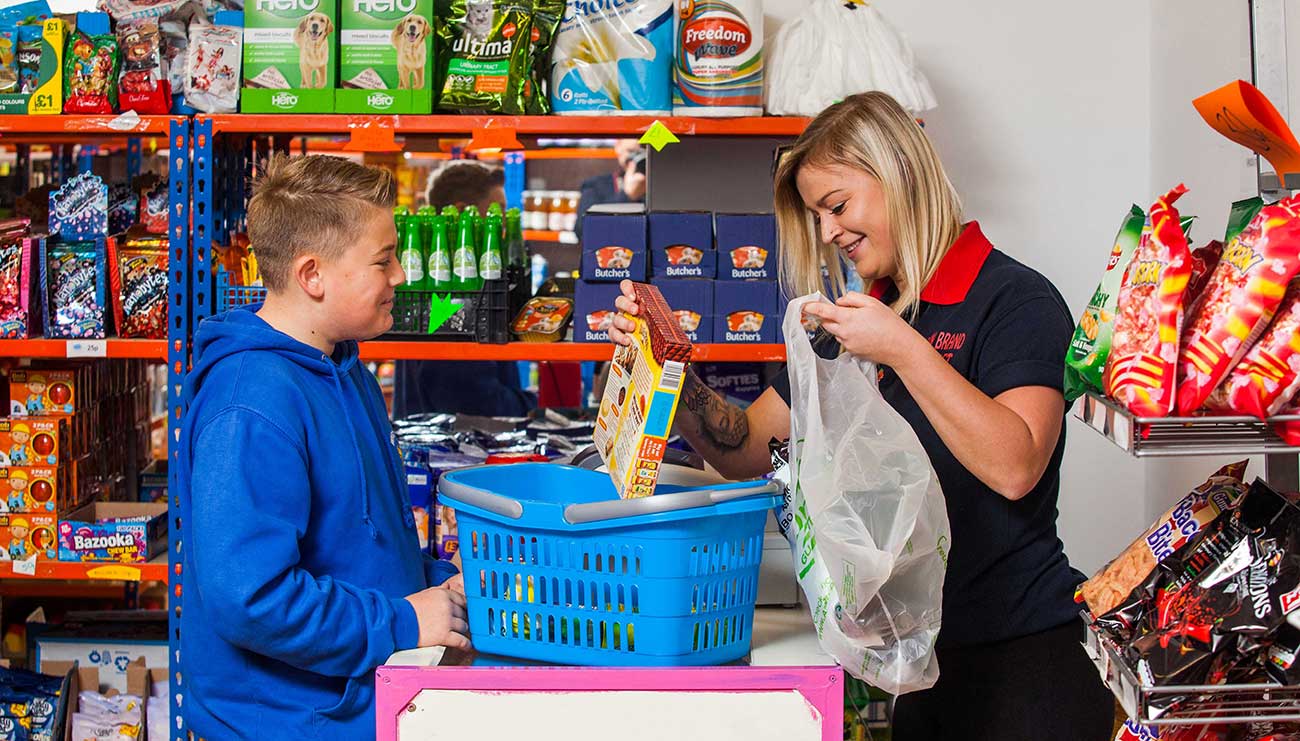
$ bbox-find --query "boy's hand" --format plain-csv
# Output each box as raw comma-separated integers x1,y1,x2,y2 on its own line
404,585,470,651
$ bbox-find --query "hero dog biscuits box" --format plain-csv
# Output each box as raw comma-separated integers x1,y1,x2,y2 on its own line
336,0,433,113
581,212,647,282
594,283,692,499
650,211,716,279
716,212,777,281
714,280,778,343
242,0,338,112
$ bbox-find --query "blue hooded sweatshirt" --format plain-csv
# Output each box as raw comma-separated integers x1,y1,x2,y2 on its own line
177,307,458,740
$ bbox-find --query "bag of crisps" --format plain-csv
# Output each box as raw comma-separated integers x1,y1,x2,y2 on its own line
1064,205,1145,402
1175,197,1291,415
1219,276,1300,418
1105,185,1192,417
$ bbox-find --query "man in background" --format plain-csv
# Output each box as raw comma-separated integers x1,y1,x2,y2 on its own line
575,139,645,236
392,161,537,419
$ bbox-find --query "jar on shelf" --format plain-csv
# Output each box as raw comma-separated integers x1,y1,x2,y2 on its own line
547,191,567,232
562,191,580,233
527,191,550,231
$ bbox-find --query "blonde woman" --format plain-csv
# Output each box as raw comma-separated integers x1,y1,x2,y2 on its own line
609,92,1113,739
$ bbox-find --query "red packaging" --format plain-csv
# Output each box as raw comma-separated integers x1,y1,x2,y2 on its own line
1186,240,1224,302
1176,195,1300,415
1219,279,1300,418
117,19,171,114
1105,185,1193,417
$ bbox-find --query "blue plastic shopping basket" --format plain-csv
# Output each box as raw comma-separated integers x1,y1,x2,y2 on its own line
437,463,780,666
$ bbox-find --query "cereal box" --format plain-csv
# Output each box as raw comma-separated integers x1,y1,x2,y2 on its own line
10,369,79,416
0,417,65,466
336,0,433,113
242,0,338,112
0,512,57,562
593,283,691,498
716,213,777,281
57,502,167,563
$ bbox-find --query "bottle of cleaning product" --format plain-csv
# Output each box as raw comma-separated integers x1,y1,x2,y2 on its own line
428,214,452,291
480,213,504,281
453,211,481,292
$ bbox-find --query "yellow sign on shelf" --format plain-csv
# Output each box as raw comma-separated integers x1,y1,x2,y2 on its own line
85,565,143,581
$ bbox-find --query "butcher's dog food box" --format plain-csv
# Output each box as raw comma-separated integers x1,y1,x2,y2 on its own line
243,0,338,112
716,212,777,280
581,213,647,282
714,280,777,343
336,0,433,113
574,281,624,342
650,211,716,278
653,278,714,343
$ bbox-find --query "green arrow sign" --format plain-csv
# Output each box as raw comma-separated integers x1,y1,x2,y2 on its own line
639,120,680,152
428,294,465,333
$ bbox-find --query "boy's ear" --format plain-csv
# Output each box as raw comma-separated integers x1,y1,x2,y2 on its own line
294,254,326,299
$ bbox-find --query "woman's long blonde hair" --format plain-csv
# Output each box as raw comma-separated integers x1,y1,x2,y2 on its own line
775,92,963,319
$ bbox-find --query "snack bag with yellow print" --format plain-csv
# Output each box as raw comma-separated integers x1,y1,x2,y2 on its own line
1064,205,1145,401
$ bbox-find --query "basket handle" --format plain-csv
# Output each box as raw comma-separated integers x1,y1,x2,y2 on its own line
562,481,780,525
436,476,525,520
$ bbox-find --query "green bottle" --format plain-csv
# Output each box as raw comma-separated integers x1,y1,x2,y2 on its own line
486,202,503,219
452,211,481,291
428,215,453,291
505,208,526,269
393,206,409,246
480,214,504,281
439,206,460,253
397,212,425,290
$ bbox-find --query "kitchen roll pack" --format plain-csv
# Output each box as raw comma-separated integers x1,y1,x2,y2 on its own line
673,0,764,116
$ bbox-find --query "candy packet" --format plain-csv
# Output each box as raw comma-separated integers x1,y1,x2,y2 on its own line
183,22,240,113
1064,205,1145,401
1105,185,1193,417
135,173,167,234
1176,196,1299,415
107,182,138,235
109,233,168,338
1186,239,1224,305
0,219,33,338
49,172,108,242
116,17,170,113
17,24,44,93
0,29,18,94
42,239,106,339
1216,278,1300,418
63,23,119,113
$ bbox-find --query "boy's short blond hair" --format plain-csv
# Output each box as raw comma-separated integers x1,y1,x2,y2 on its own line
247,154,396,291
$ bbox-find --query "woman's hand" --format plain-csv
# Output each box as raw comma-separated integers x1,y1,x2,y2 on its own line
609,279,640,346
802,292,926,368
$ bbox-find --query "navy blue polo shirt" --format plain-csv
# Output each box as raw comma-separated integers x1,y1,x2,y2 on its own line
770,222,1084,648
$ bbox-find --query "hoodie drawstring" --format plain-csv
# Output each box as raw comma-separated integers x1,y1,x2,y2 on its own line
330,361,379,540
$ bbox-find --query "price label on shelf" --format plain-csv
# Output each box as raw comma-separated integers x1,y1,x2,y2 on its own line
13,556,37,576
86,565,143,581
66,340,107,358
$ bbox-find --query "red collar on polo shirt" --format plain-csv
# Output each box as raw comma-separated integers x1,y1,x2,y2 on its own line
866,221,993,305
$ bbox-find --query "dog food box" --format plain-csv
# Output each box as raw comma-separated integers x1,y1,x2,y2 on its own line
242,0,338,112
0,512,57,563
0,18,63,114
336,0,433,113
653,278,714,343
716,213,777,281
581,213,647,282
0,417,66,467
10,369,79,416
714,280,778,343
650,211,716,279
594,283,692,499
58,502,168,563
574,280,623,343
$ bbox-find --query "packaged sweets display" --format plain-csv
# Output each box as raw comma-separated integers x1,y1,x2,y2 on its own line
49,172,108,243
136,173,168,235
0,219,34,339
1186,239,1225,306
42,239,106,339
1080,461,1248,633
63,23,120,114
593,282,692,498
1176,195,1300,415
109,235,168,339
550,0,672,115
0,18,61,114
116,18,170,114
184,22,241,113
437,0,533,114
1105,185,1193,417
1065,205,1146,401
106,182,138,236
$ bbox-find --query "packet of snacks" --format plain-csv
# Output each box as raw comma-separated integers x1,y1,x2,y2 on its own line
1105,185,1193,417
184,22,241,114
1186,240,1224,304
63,24,120,114
1215,279,1300,418
116,18,170,113
1175,197,1293,415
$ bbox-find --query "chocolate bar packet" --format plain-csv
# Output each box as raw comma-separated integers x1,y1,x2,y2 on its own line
63,26,119,113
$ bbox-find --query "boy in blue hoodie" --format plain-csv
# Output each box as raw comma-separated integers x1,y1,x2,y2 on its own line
177,155,469,740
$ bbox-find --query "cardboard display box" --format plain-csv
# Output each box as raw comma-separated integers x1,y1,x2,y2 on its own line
716,213,778,281
581,213,647,283
0,511,57,562
714,280,778,344
650,211,716,279
572,281,623,343
242,0,338,112
57,502,167,563
653,278,714,344
0,417,66,466
336,0,433,113
0,19,63,114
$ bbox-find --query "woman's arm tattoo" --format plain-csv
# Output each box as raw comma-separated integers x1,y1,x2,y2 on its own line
681,371,750,450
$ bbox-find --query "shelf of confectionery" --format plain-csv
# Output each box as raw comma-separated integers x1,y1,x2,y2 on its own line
357,342,786,363
1075,392,1300,457
199,114,811,137
0,554,168,582
0,339,170,360
0,115,180,138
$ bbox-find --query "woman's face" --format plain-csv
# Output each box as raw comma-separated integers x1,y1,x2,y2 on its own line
795,162,897,283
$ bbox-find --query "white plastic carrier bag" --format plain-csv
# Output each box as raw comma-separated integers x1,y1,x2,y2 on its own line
773,294,950,694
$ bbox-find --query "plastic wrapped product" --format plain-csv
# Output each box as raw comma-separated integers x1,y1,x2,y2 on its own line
550,0,672,115
436,0,533,114
63,27,119,114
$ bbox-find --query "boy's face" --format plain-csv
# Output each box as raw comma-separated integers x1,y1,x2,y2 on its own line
319,206,403,342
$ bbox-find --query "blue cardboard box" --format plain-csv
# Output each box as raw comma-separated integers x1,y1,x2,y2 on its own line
714,280,779,343
57,502,167,563
653,278,714,343
581,213,647,282
573,281,625,342
650,211,716,279
716,213,778,281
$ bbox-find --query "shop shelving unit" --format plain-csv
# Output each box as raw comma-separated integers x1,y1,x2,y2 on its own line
0,554,169,582
355,342,788,362
0,339,170,359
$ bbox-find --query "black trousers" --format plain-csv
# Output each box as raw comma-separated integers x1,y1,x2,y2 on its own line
891,621,1115,741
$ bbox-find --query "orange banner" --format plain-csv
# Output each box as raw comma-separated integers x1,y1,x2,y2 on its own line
1193,80,1300,188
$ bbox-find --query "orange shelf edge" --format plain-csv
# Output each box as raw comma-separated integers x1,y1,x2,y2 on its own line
0,339,169,359
359,342,785,362
0,558,168,582
0,115,180,137
203,114,810,137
